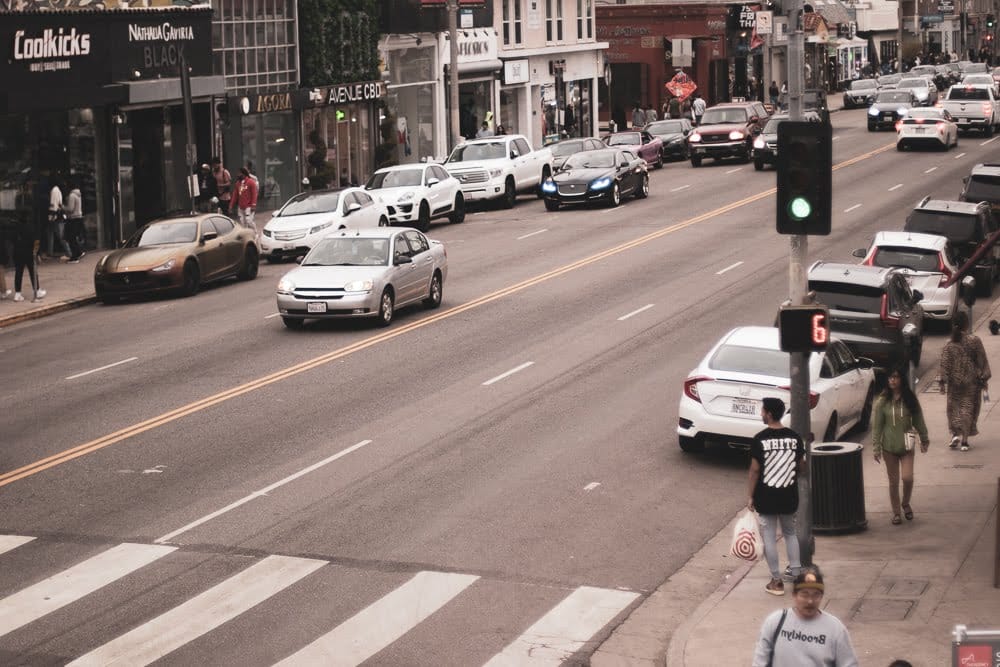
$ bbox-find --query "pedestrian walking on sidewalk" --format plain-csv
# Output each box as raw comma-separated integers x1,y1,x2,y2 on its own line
10,211,45,303
63,179,85,263
747,397,805,596
871,365,929,524
212,157,232,213
48,177,70,260
231,166,259,237
939,311,991,451
752,566,859,667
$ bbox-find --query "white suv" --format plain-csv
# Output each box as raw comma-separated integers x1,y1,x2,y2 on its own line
365,164,465,231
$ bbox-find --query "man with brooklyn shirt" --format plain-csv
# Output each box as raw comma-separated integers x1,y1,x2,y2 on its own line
747,397,805,596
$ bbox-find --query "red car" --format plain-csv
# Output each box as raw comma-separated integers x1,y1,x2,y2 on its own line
687,101,769,167
605,131,664,169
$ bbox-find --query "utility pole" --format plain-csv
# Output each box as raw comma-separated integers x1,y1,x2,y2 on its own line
179,53,198,215
897,0,904,72
447,0,461,150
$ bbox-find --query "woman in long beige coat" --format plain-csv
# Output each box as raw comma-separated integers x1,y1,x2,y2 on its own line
939,311,991,451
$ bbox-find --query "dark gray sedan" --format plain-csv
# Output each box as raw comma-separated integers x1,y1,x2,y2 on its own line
541,149,648,210
868,90,919,131
644,119,694,160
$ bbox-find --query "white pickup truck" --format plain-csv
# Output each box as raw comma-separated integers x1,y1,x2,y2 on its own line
443,134,553,209
938,85,1000,135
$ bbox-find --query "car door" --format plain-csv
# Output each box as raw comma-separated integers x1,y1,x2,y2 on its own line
353,190,379,226
340,192,361,228
890,275,922,348
402,230,433,304
197,218,227,280
513,137,534,189
211,216,241,271
391,233,419,302
830,341,864,425
619,150,638,192
423,166,445,216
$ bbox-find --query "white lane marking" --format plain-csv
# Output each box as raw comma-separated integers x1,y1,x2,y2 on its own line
0,543,176,638
274,571,479,666
155,440,372,544
65,357,138,381
483,586,640,666
482,362,534,386
517,229,548,240
725,168,741,174
69,556,325,667
669,184,690,192
955,152,967,159
924,166,938,174
844,204,862,213
715,261,744,275
584,482,601,492
617,304,655,321
888,183,903,191
981,137,998,146
265,312,281,319
0,535,34,557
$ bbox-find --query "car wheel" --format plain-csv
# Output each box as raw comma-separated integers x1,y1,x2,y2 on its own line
237,244,259,280
690,156,702,167
654,155,663,169
679,435,704,453
823,415,837,442
635,173,649,199
544,199,560,212
502,177,516,209
181,260,200,297
378,215,390,227
754,159,764,171
377,287,394,327
448,193,466,224
423,271,443,309
99,292,119,305
607,182,621,207
986,123,995,137
858,384,876,431
867,124,876,132
897,142,905,151
537,167,551,198
282,316,304,330
682,144,691,161
416,202,431,232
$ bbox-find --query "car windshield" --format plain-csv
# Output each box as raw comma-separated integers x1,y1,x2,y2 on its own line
876,91,912,103
132,221,197,247
809,281,884,313
448,141,507,161
905,211,978,243
963,75,993,85
551,140,587,157
948,87,990,100
302,237,389,266
700,108,748,125
564,152,616,169
278,191,342,216
872,247,941,272
763,118,788,133
647,120,685,134
709,344,789,378
897,79,925,89
905,108,944,120
965,175,1000,201
880,74,902,86
366,169,423,189
851,80,878,90
960,62,988,73
607,133,640,145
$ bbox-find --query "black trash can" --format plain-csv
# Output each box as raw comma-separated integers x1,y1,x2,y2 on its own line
810,442,867,534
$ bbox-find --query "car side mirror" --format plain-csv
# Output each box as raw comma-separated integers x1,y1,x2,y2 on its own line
961,275,977,306
346,203,361,215
201,231,218,243
427,177,440,187
619,161,629,167
963,176,970,184
394,254,413,265
911,289,924,303
856,357,875,369
851,248,867,258
510,151,518,159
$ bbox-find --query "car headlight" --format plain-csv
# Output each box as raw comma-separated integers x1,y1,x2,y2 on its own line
398,191,415,202
590,176,613,190
343,280,373,292
541,179,557,193
263,228,272,238
869,107,880,116
150,258,176,273
309,221,333,235
488,168,504,178
729,130,745,140
689,132,702,143
276,277,296,294
753,137,766,150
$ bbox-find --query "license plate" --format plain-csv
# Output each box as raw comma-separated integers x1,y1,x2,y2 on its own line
307,302,327,313
916,127,926,133
284,242,296,250
730,398,759,416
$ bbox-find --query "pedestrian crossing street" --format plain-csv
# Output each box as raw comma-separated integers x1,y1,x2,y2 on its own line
0,535,640,666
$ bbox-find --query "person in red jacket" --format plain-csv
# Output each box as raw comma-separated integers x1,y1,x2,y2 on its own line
230,166,258,237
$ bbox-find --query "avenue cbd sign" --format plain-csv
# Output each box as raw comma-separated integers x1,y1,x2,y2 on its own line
299,80,386,110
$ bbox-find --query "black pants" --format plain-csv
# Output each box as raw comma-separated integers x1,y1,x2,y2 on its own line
65,218,83,259
13,249,38,293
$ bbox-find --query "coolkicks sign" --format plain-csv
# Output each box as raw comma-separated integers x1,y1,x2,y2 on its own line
12,27,92,73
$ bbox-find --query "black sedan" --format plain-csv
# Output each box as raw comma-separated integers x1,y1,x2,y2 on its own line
541,149,648,210
752,111,821,171
842,79,879,108
644,119,694,160
868,90,919,131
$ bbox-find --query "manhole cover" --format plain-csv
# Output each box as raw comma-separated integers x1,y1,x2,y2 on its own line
852,599,915,622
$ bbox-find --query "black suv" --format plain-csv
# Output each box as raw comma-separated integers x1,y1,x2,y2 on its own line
807,262,924,370
904,197,1000,296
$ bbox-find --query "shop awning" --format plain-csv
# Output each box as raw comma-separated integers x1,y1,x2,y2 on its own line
836,37,868,48
121,75,226,106
445,59,503,75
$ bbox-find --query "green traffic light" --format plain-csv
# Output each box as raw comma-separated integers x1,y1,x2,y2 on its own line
789,196,812,220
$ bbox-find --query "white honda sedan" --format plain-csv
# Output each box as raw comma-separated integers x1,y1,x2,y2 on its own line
896,107,958,151
365,164,465,231
676,327,876,453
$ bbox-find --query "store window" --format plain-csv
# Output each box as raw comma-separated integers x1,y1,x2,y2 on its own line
576,0,592,40
546,0,563,42
503,0,523,46
385,43,439,164
215,0,297,93
500,89,522,136
240,111,298,209
302,106,374,189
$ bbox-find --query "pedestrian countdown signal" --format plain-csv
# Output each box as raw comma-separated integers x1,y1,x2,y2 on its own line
776,121,832,235
779,305,830,352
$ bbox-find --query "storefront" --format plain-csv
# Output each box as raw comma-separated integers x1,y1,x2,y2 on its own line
224,91,299,210
381,34,441,165
0,7,218,248
836,36,869,83
441,29,501,147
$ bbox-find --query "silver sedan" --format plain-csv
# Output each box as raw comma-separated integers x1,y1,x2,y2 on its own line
276,227,447,329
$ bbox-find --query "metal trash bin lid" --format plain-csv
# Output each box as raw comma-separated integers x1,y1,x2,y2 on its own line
810,441,863,455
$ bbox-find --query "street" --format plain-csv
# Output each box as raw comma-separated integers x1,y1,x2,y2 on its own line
1,107,997,665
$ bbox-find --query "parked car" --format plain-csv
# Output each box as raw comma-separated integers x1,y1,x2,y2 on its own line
604,130,664,169
549,137,608,171
936,84,1000,135
276,227,447,329
94,213,259,303
868,90,919,131
877,73,902,90
541,148,648,210
896,77,938,106
687,101,769,167
807,262,924,369
958,61,989,75
676,326,876,453
365,164,464,231
959,162,1000,214
443,134,553,209
803,88,831,124
853,231,964,322
909,64,939,79
896,107,959,151
644,118,694,161
843,79,879,108
260,188,388,262
752,111,821,171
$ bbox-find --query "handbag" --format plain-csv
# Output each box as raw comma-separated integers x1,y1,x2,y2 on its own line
730,510,763,562
904,428,918,452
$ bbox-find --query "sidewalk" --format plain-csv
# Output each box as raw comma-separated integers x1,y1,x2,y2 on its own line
595,300,1000,666
0,252,103,328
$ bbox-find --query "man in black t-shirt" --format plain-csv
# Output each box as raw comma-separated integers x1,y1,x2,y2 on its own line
748,397,805,596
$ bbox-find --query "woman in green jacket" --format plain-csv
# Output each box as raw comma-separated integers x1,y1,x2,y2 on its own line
871,365,930,525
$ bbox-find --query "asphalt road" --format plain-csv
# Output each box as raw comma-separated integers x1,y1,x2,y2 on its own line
0,108,996,665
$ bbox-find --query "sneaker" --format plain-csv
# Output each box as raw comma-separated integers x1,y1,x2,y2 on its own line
59,256,70,262
0,289,11,300
67,259,79,264
765,579,785,596
949,436,960,449
80,251,86,259
961,443,970,452
34,289,46,300
12,292,24,302
783,565,798,580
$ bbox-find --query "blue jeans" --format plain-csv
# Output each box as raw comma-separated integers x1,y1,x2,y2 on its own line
757,512,801,580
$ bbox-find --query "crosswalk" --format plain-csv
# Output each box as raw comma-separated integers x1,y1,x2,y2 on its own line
0,535,640,666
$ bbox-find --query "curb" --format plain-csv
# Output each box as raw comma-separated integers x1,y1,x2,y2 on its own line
0,294,98,328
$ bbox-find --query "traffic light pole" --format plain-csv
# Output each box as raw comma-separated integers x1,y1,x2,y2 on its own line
787,0,815,567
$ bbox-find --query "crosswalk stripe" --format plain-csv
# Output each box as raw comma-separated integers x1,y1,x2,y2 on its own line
69,555,325,667
0,535,35,557
274,571,479,666
483,586,639,666
0,542,175,639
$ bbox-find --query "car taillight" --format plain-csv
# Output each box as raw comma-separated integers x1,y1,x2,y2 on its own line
881,293,901,329
778,385,820,409
983,102,994,115
938,253,952,286
895,120,903,131
683,375,713,403
937,121,946,132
